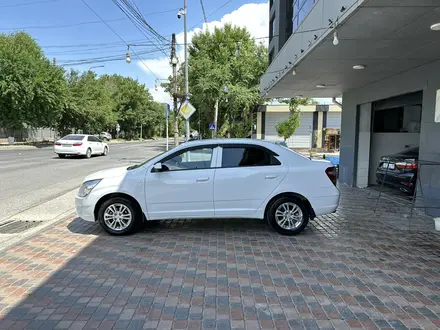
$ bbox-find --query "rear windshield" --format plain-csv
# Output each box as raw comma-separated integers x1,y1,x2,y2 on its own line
61,135,84,141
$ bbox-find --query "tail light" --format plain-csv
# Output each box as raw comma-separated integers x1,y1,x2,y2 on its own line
72,143,83,147
55,142,61,146
396,159,418,169
325,166,337,186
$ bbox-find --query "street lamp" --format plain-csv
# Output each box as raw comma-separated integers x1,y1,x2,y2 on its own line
89,65,104,70
178,1,190,141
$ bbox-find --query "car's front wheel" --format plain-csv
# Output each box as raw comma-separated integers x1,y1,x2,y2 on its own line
267,197,309,235
98,197,138,235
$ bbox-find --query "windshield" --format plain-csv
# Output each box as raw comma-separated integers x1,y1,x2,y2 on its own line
61,135,84,141
127,151,167,170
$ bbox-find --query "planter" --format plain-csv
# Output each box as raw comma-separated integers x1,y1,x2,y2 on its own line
435,218,440,231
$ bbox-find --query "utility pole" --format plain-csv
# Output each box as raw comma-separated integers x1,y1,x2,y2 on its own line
170,33,179,148
183,0,190,141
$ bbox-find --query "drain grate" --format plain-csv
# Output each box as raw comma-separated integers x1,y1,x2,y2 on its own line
0,220,43,234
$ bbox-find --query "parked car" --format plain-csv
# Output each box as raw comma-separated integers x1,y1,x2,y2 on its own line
376,146,419,194
98,132,112,141
54,134,109,159
75,139,340,236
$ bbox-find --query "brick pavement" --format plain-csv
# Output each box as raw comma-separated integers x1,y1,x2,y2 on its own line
0,186,439,329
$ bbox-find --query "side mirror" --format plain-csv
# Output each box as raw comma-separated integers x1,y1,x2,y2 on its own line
153,163,163,172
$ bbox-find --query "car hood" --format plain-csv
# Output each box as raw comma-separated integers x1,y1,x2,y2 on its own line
84,166,128,181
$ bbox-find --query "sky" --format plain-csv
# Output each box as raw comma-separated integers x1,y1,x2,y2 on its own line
0,0,332,104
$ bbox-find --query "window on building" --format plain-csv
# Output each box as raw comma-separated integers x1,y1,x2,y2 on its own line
292,0,315,32
221,146,281,168
270,15,276,40
373,108,404,133
268,49,274,64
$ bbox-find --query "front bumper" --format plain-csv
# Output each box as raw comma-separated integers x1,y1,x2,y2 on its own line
75,195,95,222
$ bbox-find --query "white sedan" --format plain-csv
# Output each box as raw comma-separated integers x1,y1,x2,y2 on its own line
75,139,339,235
54,134,109,159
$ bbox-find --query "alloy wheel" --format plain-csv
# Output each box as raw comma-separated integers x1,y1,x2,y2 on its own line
275,202,303,230
103,203,132,231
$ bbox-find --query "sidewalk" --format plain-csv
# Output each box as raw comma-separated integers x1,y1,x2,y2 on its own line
0,186,439,329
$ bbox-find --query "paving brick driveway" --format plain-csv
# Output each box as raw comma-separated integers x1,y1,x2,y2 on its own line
0,186,439,330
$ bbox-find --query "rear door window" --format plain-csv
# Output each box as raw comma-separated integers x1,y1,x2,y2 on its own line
221,146,280,168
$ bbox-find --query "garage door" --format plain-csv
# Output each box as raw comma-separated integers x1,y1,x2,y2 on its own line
265,112,313,148
326,112,341,129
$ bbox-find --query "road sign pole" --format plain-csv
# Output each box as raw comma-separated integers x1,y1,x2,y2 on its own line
165,104,170,151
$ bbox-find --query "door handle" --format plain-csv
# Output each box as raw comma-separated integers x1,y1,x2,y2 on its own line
265,174,278,180
196,177,209,182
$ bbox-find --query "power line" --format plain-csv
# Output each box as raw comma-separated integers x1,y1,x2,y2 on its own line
0,8,179,31
79,0,160,79
0,0,61,8
112,0,170,57
189,0,233,31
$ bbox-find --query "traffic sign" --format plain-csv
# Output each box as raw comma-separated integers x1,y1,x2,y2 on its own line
165,104,170,119
179,101,196,120
209,124,216,130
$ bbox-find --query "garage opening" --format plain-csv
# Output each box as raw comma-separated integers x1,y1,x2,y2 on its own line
368,91,422,187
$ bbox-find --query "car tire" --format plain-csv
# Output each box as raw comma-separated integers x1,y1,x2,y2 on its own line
98,197,139,235
85,148,92,159
58,154,66,158
267,196,309,235
102,147,108,156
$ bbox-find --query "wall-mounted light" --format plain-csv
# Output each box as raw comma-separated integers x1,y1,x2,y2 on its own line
333,30,339,46
300,49,304,53
430,23,440,31
314,34,318,40
292,67,297,76
340,6,346,12
328,19,333,25
316,84,326,88
353,64,365,70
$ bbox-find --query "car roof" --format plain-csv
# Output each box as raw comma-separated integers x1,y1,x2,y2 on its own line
183,138,276,147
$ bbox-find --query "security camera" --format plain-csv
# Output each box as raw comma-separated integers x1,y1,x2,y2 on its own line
177,8,185,19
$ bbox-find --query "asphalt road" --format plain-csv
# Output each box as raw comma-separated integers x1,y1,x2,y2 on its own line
0,140,167,222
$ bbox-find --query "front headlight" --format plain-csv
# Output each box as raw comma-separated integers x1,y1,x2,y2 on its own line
78,179,102,197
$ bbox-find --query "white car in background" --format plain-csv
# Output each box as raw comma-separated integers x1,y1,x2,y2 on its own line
54,134,109,159
75,139,339,236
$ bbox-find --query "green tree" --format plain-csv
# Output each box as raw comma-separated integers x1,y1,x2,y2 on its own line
0,32,67,132
162,24,268,139
276,98,312,141
100,74,165,139
57,70,116,136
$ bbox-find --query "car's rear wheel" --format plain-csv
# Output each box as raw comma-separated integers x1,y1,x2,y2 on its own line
85,148,92,159
98,197,138,235
58,154,66,158
267,197,309,235
102,146,108,156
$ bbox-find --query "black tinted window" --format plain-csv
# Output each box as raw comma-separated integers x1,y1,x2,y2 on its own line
61,135,84,141
222,147,280,167
87,136,95,142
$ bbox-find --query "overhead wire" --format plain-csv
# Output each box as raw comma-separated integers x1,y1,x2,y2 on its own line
112,0,170,57
0,0,61,8
0,8,179,31
79,0,160,79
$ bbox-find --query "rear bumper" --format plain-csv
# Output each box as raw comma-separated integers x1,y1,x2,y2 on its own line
310,194,340,217
54,146,87,155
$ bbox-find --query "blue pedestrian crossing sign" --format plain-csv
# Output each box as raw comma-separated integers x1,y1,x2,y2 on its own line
209,124,216,130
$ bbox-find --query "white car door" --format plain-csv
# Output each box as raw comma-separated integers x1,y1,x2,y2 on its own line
214,144,288,217
144,145,218,220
